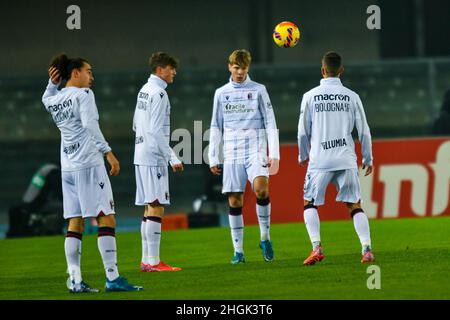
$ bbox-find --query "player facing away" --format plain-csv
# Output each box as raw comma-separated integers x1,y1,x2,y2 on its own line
208,49,280,264
133,52,183,272
42,54,143,292
298,51,375,265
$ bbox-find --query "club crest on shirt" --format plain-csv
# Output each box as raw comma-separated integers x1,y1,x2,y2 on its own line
248,92,252,99
159,92,164,98
157,173,162,179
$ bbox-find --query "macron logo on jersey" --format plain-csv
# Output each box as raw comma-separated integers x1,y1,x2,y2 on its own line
314,94,350,102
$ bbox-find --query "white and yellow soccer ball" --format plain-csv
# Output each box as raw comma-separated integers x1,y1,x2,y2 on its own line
273,21,300,48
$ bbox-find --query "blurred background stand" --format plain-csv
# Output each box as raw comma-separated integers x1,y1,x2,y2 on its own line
432,88,450,135
6,163,64,238
188,166,227,228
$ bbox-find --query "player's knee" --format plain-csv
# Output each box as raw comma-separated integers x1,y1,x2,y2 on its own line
229,199,243,208
228,198,243,208
255,188,269,200
67,217,83,233
346,202,364,218
97,214,116,228
346,201,361,210
147,203,164,217
228,193,243,208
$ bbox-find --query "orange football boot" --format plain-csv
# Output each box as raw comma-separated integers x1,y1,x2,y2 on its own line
303,247,325,266
361,251,375,263
148,261,182,272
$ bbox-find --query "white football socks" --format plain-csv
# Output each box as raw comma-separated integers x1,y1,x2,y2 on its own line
141,218,148,264
97,228,119,281
229,210,244,254
256,198,271,241
352,211,372,253
304,206,321,249
65,233,82,284
146,217,162,266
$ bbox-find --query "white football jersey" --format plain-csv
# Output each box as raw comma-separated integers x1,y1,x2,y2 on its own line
298,77,373,171
42,80,111,172
133,74,180,167
208,75,280,167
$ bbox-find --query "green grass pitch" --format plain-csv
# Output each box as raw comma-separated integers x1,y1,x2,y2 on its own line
0,216,449,300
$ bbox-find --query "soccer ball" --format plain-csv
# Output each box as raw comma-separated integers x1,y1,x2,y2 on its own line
273,21,300,48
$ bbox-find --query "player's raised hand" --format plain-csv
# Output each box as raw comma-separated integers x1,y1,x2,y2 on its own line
362,164,373,176
268,158,280,175
172,162,184,173
210,165,222,176
48,66,61,85
106,151,120,176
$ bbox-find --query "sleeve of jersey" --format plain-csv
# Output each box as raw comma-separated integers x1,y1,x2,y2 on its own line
208,90,223,168
42,79,60,104
149,93,172,162
259,88,280,160
79,90,112,154
297,94,312,163
355,96,373,166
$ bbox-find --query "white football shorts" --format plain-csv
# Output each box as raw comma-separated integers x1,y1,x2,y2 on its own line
62,165,115,219
222,155,269,194
303,168,361,206
135,165,170,206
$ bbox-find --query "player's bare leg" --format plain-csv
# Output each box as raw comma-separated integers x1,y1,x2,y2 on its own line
346,202,374,263
253,176,274,261
143,202,181,272
302,200,325,266
228,192,245,264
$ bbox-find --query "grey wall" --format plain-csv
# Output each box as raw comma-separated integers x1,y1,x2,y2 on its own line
0,0,379,76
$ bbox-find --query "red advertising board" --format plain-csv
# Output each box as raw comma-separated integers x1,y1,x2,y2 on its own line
243,137,450,224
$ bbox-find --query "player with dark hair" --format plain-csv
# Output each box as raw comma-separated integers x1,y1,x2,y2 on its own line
42,53,143,292
208,49,280,264
134,52,183,272
298,51,375,265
